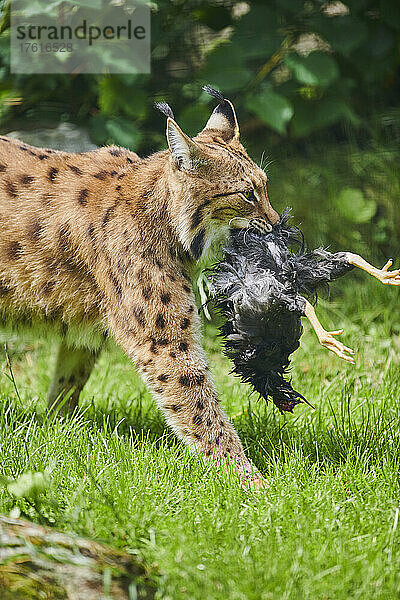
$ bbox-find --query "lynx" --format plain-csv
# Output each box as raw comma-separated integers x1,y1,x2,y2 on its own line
0,87,281,487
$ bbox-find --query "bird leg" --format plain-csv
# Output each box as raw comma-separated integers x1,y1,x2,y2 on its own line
303,301,355,364
346,253,400,286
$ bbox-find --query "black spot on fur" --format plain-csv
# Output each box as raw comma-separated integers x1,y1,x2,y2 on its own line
180,317,190,330
136,266,145,282
158,338,169,346
127,157,134,164
183,284,191,293
196,400,204,410
161,292,171,305
0,164,6,172
191,200,210,230
109,272,123,297
158,374,169,382
48,167,58,182
132,306,146,327
206,419,212,426
155,387,163,394
103,206,114,227
193,415,202,425
116,185,121,191
179,373,205,387
170,351,176,358
93,170,108,180
142,286,152,300
87,223,96,240
20,174,34,185
171,404,181,412
7,241,23,260
5,181,17,198
68,165,82,175
28,219,43,241
0,280,11,295
42,280,56,295
38,154,49,160
156,313,166,329
78,189,89,206
189,305,194,313
109,148,122,157
190,228,205,259
178,341,188,352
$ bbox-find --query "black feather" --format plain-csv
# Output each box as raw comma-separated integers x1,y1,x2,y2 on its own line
154,101,175,120
203,85,224,104
210,210,354,413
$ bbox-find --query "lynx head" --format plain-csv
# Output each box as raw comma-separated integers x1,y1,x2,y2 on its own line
156,87,279,261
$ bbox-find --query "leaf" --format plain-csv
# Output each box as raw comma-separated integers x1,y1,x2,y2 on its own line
313,15,368,56
178,104,211,138
193,6,232,31
284,52,339,87
335,187,377,223
105,117,141,148
290,97,360,137
231,5,283,59
201,42,251,92
246,89,293,134
98,78,147,119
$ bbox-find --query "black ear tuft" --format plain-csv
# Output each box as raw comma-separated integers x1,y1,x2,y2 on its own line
202,85,224,105
155,101,175,120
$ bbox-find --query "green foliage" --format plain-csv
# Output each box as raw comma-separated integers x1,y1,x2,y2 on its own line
0,0,398,253
246,87,294,134
335,187,377,224
6,471,49,498
0,0,398,144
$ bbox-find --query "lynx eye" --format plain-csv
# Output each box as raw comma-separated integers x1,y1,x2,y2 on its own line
240,190,257,205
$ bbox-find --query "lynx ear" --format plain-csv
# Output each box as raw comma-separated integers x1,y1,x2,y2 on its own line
167,117,205,171
201,85,239,141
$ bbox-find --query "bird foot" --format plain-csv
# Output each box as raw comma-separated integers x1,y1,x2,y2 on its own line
304,301,355,364
316,328,355,364
346,254,400,286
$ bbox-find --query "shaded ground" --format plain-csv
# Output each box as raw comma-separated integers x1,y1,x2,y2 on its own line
0,515,154,599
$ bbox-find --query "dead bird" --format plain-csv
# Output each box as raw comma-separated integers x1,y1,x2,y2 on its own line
210,210,400,413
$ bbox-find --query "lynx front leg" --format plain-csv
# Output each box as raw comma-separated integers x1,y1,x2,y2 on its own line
346,253,400,285
304,301,355,363
48,341,101,414
108,288,266,489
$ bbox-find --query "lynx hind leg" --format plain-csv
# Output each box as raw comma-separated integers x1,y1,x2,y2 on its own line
48,341,101,414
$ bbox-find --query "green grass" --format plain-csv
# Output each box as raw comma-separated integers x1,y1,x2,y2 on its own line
0,276,399,599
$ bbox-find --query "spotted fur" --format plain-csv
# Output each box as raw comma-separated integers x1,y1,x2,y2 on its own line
0,89,279,485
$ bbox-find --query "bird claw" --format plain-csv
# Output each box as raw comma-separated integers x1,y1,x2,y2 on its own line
318,329,355,364
374,260,400,286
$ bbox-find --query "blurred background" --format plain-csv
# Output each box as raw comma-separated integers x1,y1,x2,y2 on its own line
0,0,399,260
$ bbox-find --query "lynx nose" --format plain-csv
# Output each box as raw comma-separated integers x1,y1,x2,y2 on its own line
265,206,279,224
